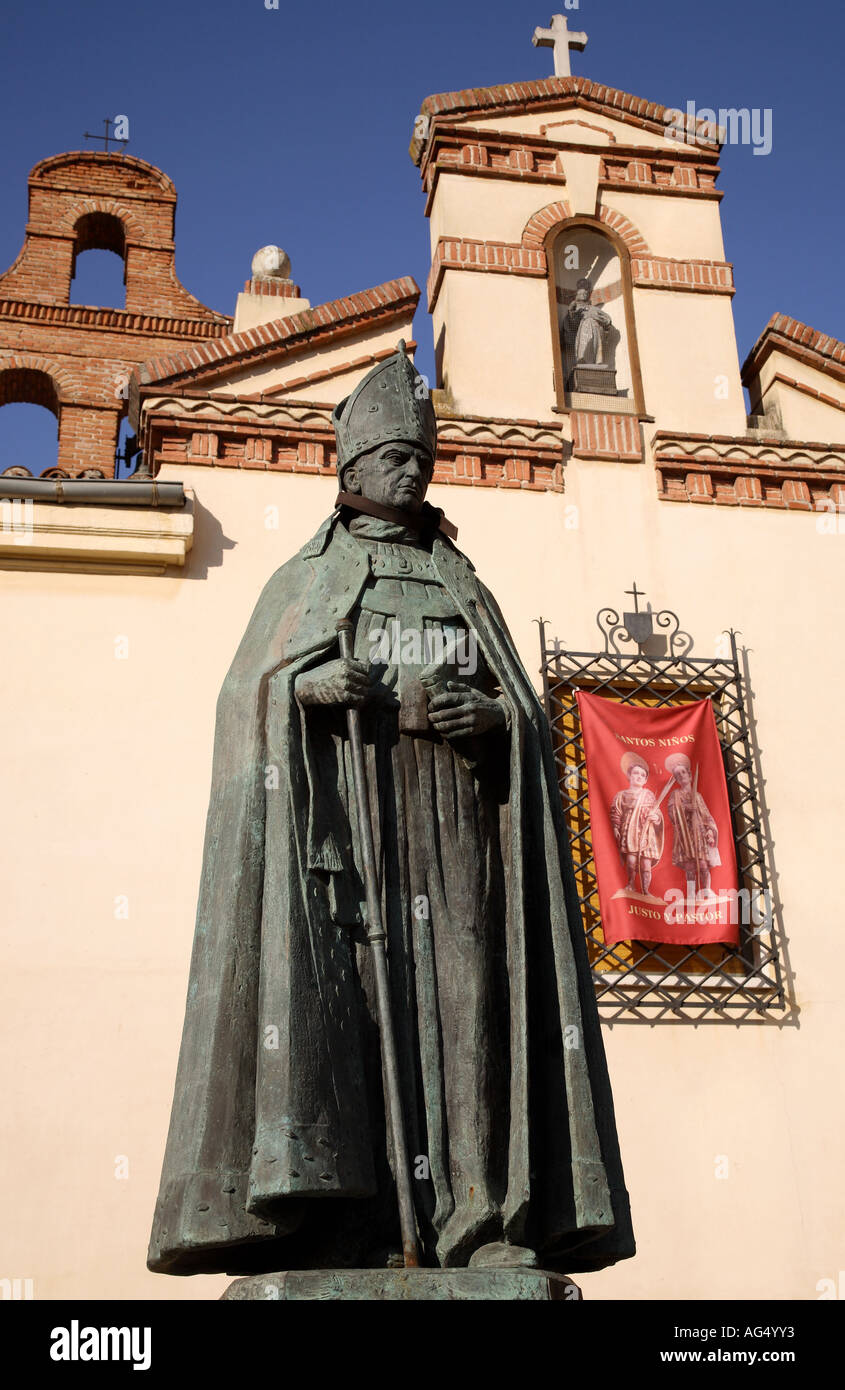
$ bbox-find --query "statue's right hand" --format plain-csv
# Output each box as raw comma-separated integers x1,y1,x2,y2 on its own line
295,657,372,708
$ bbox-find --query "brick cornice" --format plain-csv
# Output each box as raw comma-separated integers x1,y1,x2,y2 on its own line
419,120,722,209
140,395,565,492
420,124,568,207
0,297,232,338
412,77,722,165
653,429,845,510
129,277,420,411
599,153,721,199
741,313,845,389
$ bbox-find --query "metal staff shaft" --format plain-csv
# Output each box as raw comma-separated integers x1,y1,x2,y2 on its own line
335,619,420,1269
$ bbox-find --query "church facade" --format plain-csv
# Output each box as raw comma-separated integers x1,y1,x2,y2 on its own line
1,68,842,1300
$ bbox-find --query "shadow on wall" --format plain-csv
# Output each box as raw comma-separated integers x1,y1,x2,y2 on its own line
183,492,237,580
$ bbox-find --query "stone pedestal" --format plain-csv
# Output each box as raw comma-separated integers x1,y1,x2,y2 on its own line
570,363,617,395
221,1269,581,1301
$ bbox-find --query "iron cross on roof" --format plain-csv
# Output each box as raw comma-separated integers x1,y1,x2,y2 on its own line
532,13,588,78
83,118,128,153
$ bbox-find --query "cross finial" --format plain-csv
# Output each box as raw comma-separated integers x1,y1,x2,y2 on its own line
82,118,128,153
532,14,588,78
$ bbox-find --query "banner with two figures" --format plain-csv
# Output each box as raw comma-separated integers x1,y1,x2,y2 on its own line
576,691,740,947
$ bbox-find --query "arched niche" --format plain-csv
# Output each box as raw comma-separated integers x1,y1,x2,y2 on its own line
546,220,644,414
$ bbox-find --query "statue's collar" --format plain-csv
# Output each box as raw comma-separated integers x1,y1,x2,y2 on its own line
335,491,458,541
347,515,420,545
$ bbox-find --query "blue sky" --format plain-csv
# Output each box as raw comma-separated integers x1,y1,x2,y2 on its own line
0,0,842,469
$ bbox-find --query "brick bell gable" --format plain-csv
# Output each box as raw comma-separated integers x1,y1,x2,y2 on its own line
0,151,230,478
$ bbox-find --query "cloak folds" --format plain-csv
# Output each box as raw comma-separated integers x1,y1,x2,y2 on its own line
148,512,635,1275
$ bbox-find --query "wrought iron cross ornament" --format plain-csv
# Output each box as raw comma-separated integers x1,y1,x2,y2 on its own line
83,118,128,153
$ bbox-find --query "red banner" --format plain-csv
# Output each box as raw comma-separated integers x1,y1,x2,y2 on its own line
576,691,740,947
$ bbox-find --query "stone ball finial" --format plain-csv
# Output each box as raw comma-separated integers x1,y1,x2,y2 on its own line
251,246,291,280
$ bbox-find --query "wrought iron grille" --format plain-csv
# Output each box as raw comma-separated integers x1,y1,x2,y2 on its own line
537,589,785,1021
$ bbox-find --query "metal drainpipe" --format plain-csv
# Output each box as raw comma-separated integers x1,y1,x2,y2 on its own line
0,478,186,508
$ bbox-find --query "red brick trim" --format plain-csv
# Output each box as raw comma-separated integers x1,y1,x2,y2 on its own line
630,256,734,294
653,430,845,510
599,155,721,199
742,313,845,389
524,202,652,256
56,196,147,246
241,343,413,398
420,125,569,206
763,371,845,415
427,238,546,309
521,200,575,249
571,410,642,462
242,278,303,297
435,439,563,490
427,222,732,308
596,207,651,256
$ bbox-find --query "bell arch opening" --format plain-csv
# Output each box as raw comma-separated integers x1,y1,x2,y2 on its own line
70,212,127,309
0,368,60,477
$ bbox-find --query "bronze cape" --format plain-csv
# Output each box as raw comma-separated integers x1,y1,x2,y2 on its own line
148,510,635,1275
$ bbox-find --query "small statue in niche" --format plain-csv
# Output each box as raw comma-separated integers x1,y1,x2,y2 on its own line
563,277,618,395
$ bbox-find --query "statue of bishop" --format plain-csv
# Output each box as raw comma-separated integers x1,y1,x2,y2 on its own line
147,343,635,1280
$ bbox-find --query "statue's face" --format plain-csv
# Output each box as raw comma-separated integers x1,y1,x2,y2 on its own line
673,765,692,789
629,765,648,787
346,440,434,514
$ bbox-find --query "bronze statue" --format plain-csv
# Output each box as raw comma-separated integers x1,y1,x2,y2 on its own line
147,343,634,1282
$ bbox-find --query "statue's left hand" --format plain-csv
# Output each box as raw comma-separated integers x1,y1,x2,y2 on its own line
427,681,507,739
